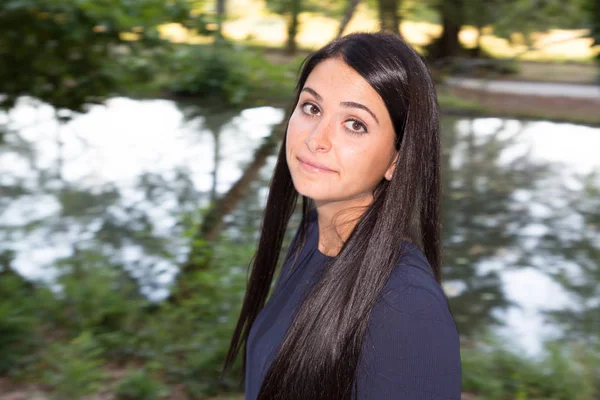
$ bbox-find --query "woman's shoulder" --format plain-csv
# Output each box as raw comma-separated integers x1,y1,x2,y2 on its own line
359,243,462,398
379,243,452,320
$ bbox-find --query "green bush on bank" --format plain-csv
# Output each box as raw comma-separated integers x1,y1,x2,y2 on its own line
0,269,40,379
1,241,598,398
461,332,599,399
41,331,107,399
115,369,169,400
166,42,302,107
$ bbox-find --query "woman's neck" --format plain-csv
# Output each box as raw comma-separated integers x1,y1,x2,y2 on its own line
314,197,372,257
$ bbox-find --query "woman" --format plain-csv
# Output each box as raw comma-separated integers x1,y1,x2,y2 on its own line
222,32,462,399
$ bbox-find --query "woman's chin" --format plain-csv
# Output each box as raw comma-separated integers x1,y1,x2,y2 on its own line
294,185,329,202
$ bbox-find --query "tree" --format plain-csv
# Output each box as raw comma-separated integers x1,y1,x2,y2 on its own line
267,0,343,54
440,118,554,337
336,0,361,38
426,0,465,60
264,0,304,55
426,0,590,60
537,173,600,347
286,0,302,54
378,0,401,34
0,0,194,113
584,0,600,77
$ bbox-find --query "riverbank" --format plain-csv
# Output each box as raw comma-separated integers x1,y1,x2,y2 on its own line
439,84,600,126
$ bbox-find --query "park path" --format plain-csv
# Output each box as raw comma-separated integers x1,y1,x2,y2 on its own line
446,77,600,99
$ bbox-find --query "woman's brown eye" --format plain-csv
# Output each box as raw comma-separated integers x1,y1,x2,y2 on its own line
302,103,321,116
344,119,367,134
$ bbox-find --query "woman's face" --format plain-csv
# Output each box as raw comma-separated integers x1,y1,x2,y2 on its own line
286,57,398,206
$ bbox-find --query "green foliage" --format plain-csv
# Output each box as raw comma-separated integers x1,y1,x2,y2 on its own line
130,238,255,396
401,0,438,23
584,0,600,77
0,0,194,113
168,43,300,107
491,0,589,47
266,0,344,18
37,250,149,365
0,266,40,377
42,331,107,399
48,250,147,334
115,369,169,400
424,0,591,58
587,0,600,48
462,332,599,399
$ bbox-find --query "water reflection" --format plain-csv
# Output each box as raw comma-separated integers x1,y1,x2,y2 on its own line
0,96,284,299
0,97,598,355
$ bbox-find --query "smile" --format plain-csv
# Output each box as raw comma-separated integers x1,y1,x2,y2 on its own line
297,157,336,173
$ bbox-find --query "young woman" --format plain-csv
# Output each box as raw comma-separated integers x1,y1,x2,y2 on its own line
222,32,462,399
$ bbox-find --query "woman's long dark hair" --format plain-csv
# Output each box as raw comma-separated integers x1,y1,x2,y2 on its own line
222,32,441,399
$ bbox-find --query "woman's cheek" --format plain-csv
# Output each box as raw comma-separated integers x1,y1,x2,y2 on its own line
340,143,364,164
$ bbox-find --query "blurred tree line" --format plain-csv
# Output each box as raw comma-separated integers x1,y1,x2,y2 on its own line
1,0,599,117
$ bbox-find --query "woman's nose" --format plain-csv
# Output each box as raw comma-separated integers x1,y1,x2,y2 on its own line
304,118,332,153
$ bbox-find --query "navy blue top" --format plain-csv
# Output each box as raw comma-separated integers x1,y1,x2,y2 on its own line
245,210,462,399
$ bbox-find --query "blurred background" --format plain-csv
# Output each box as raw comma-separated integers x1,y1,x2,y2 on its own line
0,0,599,399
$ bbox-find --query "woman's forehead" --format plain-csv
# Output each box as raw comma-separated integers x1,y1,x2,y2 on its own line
303,59,383,106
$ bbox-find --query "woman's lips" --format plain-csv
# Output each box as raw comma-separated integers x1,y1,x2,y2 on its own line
297,157,336,173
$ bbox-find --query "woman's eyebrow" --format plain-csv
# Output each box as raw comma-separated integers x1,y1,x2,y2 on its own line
301,87,322,101
340,101,379,125
301,87,379,125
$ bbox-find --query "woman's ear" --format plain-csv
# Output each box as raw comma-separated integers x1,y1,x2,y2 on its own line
384,151,399,181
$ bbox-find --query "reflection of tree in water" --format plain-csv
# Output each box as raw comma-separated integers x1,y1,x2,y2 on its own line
177,102,239,204
0,102,285,298
535,171,600,346
0,121,203,296
440,118,555,338
3,110,599,349
175,102,287,283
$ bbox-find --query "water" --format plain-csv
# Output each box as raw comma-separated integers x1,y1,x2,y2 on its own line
1,96,599,357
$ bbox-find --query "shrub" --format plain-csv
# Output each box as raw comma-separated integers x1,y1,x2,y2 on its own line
167,43,300,107
462,332,598,399
0,267,41,378
115,369,169,400
42,331,107,399
42,250,148,359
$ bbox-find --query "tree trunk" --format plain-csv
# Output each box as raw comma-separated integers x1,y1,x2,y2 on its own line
216,0,226,41
435,0,463,59
377,0,400,35
170,121,287,303
182,121,287,274
285,0,301,55
472,24,483,57
337,0,361,38
209,129,220,204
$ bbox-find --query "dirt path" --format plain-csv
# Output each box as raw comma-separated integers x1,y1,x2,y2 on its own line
443,83,600,126
446,77,600,99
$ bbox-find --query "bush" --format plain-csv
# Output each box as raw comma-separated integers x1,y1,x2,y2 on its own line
128,238,254,397
0,267,41,378
0,0,194,112
462,332,598,399
115,369,169,400
42,250,148,356
167,42,300,107
42,331,107,399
